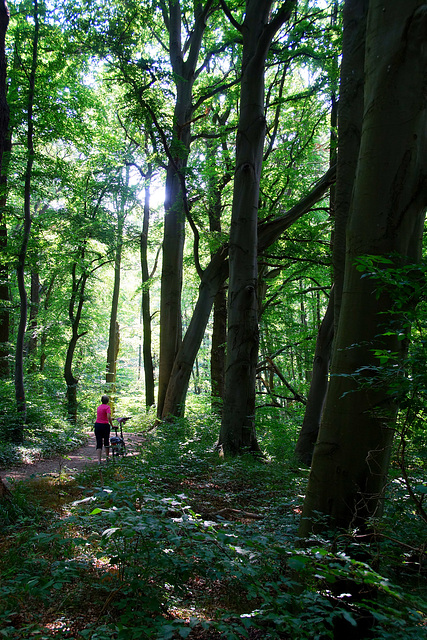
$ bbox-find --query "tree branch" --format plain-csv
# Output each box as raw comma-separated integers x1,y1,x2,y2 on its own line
218,0,242,32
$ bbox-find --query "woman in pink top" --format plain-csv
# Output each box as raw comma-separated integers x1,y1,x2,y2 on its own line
94,395,113,464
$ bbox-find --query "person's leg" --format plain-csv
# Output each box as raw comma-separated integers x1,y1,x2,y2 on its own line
105,426,111,460
99,425,110,462
94,424,103,464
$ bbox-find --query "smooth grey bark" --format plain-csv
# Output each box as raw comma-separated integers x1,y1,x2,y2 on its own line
207,136,231,413
0,0,9,379
300,0,427,534
15,0,39,437
27,270,40,366
157,0,214,417
211,285,227,412
161,247,229,418
294,287,334,466
141,174,155,408
219,0,294,455
107,170,129,391
332,0,368,333
294,0,367,467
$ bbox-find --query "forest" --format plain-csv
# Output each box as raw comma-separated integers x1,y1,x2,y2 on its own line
0,0,426,638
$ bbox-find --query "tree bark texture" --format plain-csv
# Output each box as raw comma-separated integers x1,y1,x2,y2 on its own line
219,0,295,455
161,247,228,418
141,177,155,407
157,0,213,417
107,176,127,389
0,0,9,378
300,0,427,534
211,285,227,412
15,0,39,435
207,138,229,414
332,0,367,333
294,288,334,466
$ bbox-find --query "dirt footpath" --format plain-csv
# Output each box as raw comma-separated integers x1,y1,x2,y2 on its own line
0,432,147,487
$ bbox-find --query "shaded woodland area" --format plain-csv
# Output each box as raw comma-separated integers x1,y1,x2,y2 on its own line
0,1,426,638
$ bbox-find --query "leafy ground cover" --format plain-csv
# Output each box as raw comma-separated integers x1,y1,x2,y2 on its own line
0,411,426,640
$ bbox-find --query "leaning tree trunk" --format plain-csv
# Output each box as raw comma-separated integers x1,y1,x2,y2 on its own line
0,0,9,379
161,167,336,420
300,0,427,535
161,248,229,418
219,0,296,456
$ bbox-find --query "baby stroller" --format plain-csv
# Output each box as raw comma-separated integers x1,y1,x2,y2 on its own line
110,416,131,459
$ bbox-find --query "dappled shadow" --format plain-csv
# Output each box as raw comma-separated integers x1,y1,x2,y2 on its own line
1,432,147,485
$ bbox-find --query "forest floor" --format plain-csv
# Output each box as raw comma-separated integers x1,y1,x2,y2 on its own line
0,421,425,639
0,431,147,486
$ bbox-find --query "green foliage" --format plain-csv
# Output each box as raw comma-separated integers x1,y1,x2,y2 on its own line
353,254,427,515
1,410,425,639
0,380,88,465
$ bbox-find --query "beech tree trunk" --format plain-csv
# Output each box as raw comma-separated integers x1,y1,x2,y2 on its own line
207,138,229,413
27,269,39,366
295,0,367,466
333,0,367,332
219,0,295,456
15,0,39,437
161,168,336,420
0,0,9,379
161,248,228,418
107,171,128,391
211,286,227,412
294,288,334,466
141,176,155,408
300,0,427,534
157,0,213,417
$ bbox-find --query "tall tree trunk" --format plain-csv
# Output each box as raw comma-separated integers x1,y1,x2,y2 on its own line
161,167,336,420
161,248,229,418
211,286,227,412
219,0,295,456
207,138,229,414
64,264,88,423
141,174,155,407
106,172,128,392
294,288,334,466
333,0,368,333
0,0,9,379
300,0,427,534
157,0,213,417
14,0,39,438
294,1,344,465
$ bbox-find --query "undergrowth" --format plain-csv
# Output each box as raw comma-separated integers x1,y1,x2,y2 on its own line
0,411,426,639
